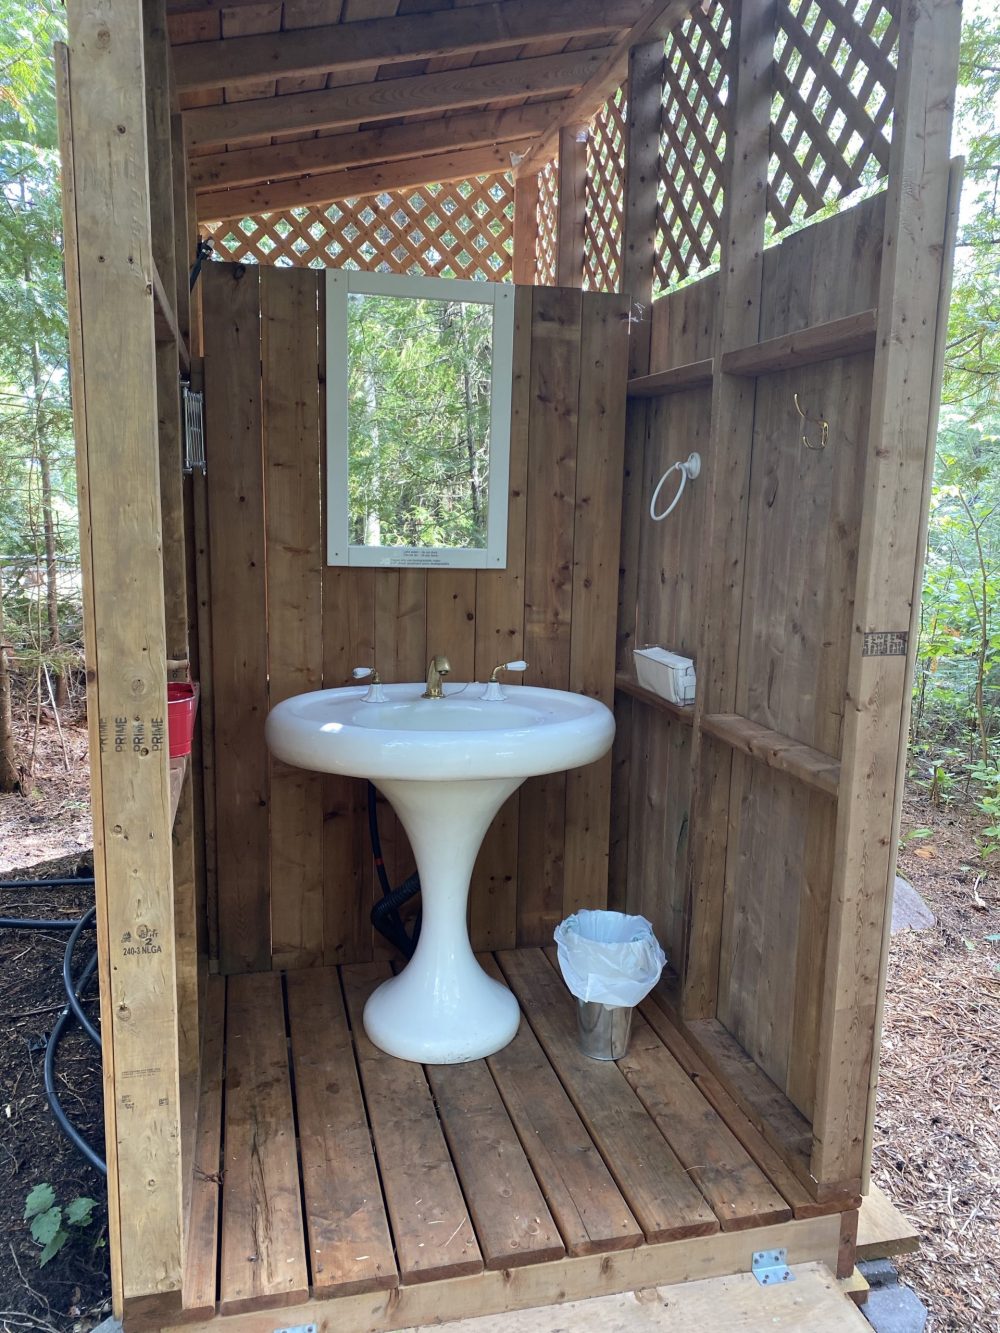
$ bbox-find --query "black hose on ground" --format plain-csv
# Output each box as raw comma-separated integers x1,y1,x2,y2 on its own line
63,905,101,1049
367,780,422,959
43,947,106,1176
0,877,95,889
0,917,82,929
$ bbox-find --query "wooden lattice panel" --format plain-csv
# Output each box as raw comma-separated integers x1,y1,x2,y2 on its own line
768,0,898,234
583,85,628,294
535,160,559,287
654,0,731,295
207,176,514,279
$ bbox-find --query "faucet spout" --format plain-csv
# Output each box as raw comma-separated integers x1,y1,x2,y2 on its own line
422,654,451,699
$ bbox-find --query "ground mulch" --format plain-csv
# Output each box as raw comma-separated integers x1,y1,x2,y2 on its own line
1,715,998,1330
873,795,1000,1333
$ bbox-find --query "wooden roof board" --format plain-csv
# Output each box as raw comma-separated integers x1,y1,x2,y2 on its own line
170,0,693,213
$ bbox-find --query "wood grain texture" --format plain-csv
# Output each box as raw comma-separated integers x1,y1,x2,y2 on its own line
286,968,397,1297
341,963,483,1283
183,975,225,1316
199,271,626,970
262,266,324,969
498,949,718,1243
203,263,270,973
220,973,308,1313
517,287,582,946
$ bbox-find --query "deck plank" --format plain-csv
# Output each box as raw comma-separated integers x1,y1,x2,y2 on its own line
617,1012,793,1231
219,973,309,1315
426,1058,566,1270
479,955,642,1257
341,962,484,1285
183,974,225,1317
497,949,718,1243
286,968,397,1297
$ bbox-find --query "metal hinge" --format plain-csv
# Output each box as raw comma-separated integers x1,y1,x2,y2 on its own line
273,1325,317,1333
751,1247,795,1286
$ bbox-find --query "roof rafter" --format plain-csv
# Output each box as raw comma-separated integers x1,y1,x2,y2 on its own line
197,141,531,222
173,0,648,96
514,0,694,177
189,105,553,193
184,47,611,149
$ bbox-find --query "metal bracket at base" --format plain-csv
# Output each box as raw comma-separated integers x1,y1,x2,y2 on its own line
752,1248,795,1286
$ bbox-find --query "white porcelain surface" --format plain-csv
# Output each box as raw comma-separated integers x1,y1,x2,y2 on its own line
265,682,615,1063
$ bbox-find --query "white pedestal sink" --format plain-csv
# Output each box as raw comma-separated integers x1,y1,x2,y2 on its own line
265,683,614,1064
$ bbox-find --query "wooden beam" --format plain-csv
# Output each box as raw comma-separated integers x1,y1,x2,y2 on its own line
555,126,587,287
683,0,777,1021
627,358,714,396
512,172,539,285
57,0,184,1309
811,0,962,1187
621,39,664,377
700,714,841,799
197,141,533,222
173,0,645,95
185,48,612,149
720,309,878,376
515,0,693,179
189,105,552,193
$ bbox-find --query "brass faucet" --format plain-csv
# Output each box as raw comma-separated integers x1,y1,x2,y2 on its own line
422,654,451,699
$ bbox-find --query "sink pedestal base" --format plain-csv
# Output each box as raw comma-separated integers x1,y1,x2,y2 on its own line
363,775,522,1064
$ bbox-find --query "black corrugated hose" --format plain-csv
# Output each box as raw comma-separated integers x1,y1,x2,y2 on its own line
1,879,106,1174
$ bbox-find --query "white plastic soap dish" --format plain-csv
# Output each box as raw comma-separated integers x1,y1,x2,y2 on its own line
633,647,696,705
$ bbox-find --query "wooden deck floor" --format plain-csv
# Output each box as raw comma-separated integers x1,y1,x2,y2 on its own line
182,948,840,1322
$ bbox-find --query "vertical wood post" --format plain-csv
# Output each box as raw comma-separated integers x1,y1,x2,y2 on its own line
811,0,962,1188
610,39,665,911
555,125,587,288
512,172,539,286
57,0,184,1310
621,40,664,381
682,0,776,1020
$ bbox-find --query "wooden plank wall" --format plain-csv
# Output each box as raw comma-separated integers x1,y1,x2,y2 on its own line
615,193,886,1122
201,268,628,973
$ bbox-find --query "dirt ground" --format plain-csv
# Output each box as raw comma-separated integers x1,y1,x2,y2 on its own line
0,715,997,1331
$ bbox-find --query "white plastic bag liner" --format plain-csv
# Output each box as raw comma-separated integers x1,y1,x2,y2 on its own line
554,909,666,1008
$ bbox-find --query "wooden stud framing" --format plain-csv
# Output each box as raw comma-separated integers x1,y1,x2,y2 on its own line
555,126,587,289
57,0,184,1309
512,173,540,287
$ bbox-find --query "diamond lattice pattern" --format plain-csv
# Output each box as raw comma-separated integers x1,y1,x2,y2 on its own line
768,0,898,234
654,0,731,295
207,176,514,279
535,160,559,287
583,85,628,294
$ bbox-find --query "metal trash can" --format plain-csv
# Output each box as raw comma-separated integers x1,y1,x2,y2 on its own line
554,909,666,1063
576,1000,634,1061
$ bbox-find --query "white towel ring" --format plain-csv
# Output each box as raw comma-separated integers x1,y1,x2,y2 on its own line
649,452,701,522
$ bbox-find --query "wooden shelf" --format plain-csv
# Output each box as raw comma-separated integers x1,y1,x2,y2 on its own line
615,673,695,725
701,713,840,798
152,258,191,371
627,357,714,398
720,309,877,378
169,755,188,826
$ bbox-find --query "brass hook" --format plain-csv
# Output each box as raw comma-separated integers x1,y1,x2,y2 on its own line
793,393,829,451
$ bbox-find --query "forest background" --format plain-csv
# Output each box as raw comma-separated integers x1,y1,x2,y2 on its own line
0,0,998,836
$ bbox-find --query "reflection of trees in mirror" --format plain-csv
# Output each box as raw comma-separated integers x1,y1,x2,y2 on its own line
347,294,493,549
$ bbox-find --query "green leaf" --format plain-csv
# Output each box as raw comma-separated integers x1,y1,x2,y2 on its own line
30,1206,62,1246
38,1230,69,1267
64,1196,97,1227
24,1183,55,1220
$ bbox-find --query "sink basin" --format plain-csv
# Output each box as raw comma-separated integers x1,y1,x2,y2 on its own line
266,683,614,1063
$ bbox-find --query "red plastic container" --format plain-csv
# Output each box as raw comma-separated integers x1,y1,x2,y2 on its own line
167,682,200,759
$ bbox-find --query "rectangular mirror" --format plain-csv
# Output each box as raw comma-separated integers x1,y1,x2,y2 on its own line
326,272,515,568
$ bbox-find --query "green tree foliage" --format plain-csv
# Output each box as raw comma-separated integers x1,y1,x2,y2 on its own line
0,0,81,784
347,293,493,550
911,12,1000,852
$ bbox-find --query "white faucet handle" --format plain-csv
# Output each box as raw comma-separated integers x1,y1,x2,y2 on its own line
353,665,377,680
505,660,528,673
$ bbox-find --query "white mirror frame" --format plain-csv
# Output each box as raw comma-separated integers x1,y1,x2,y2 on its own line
325,270,515,569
